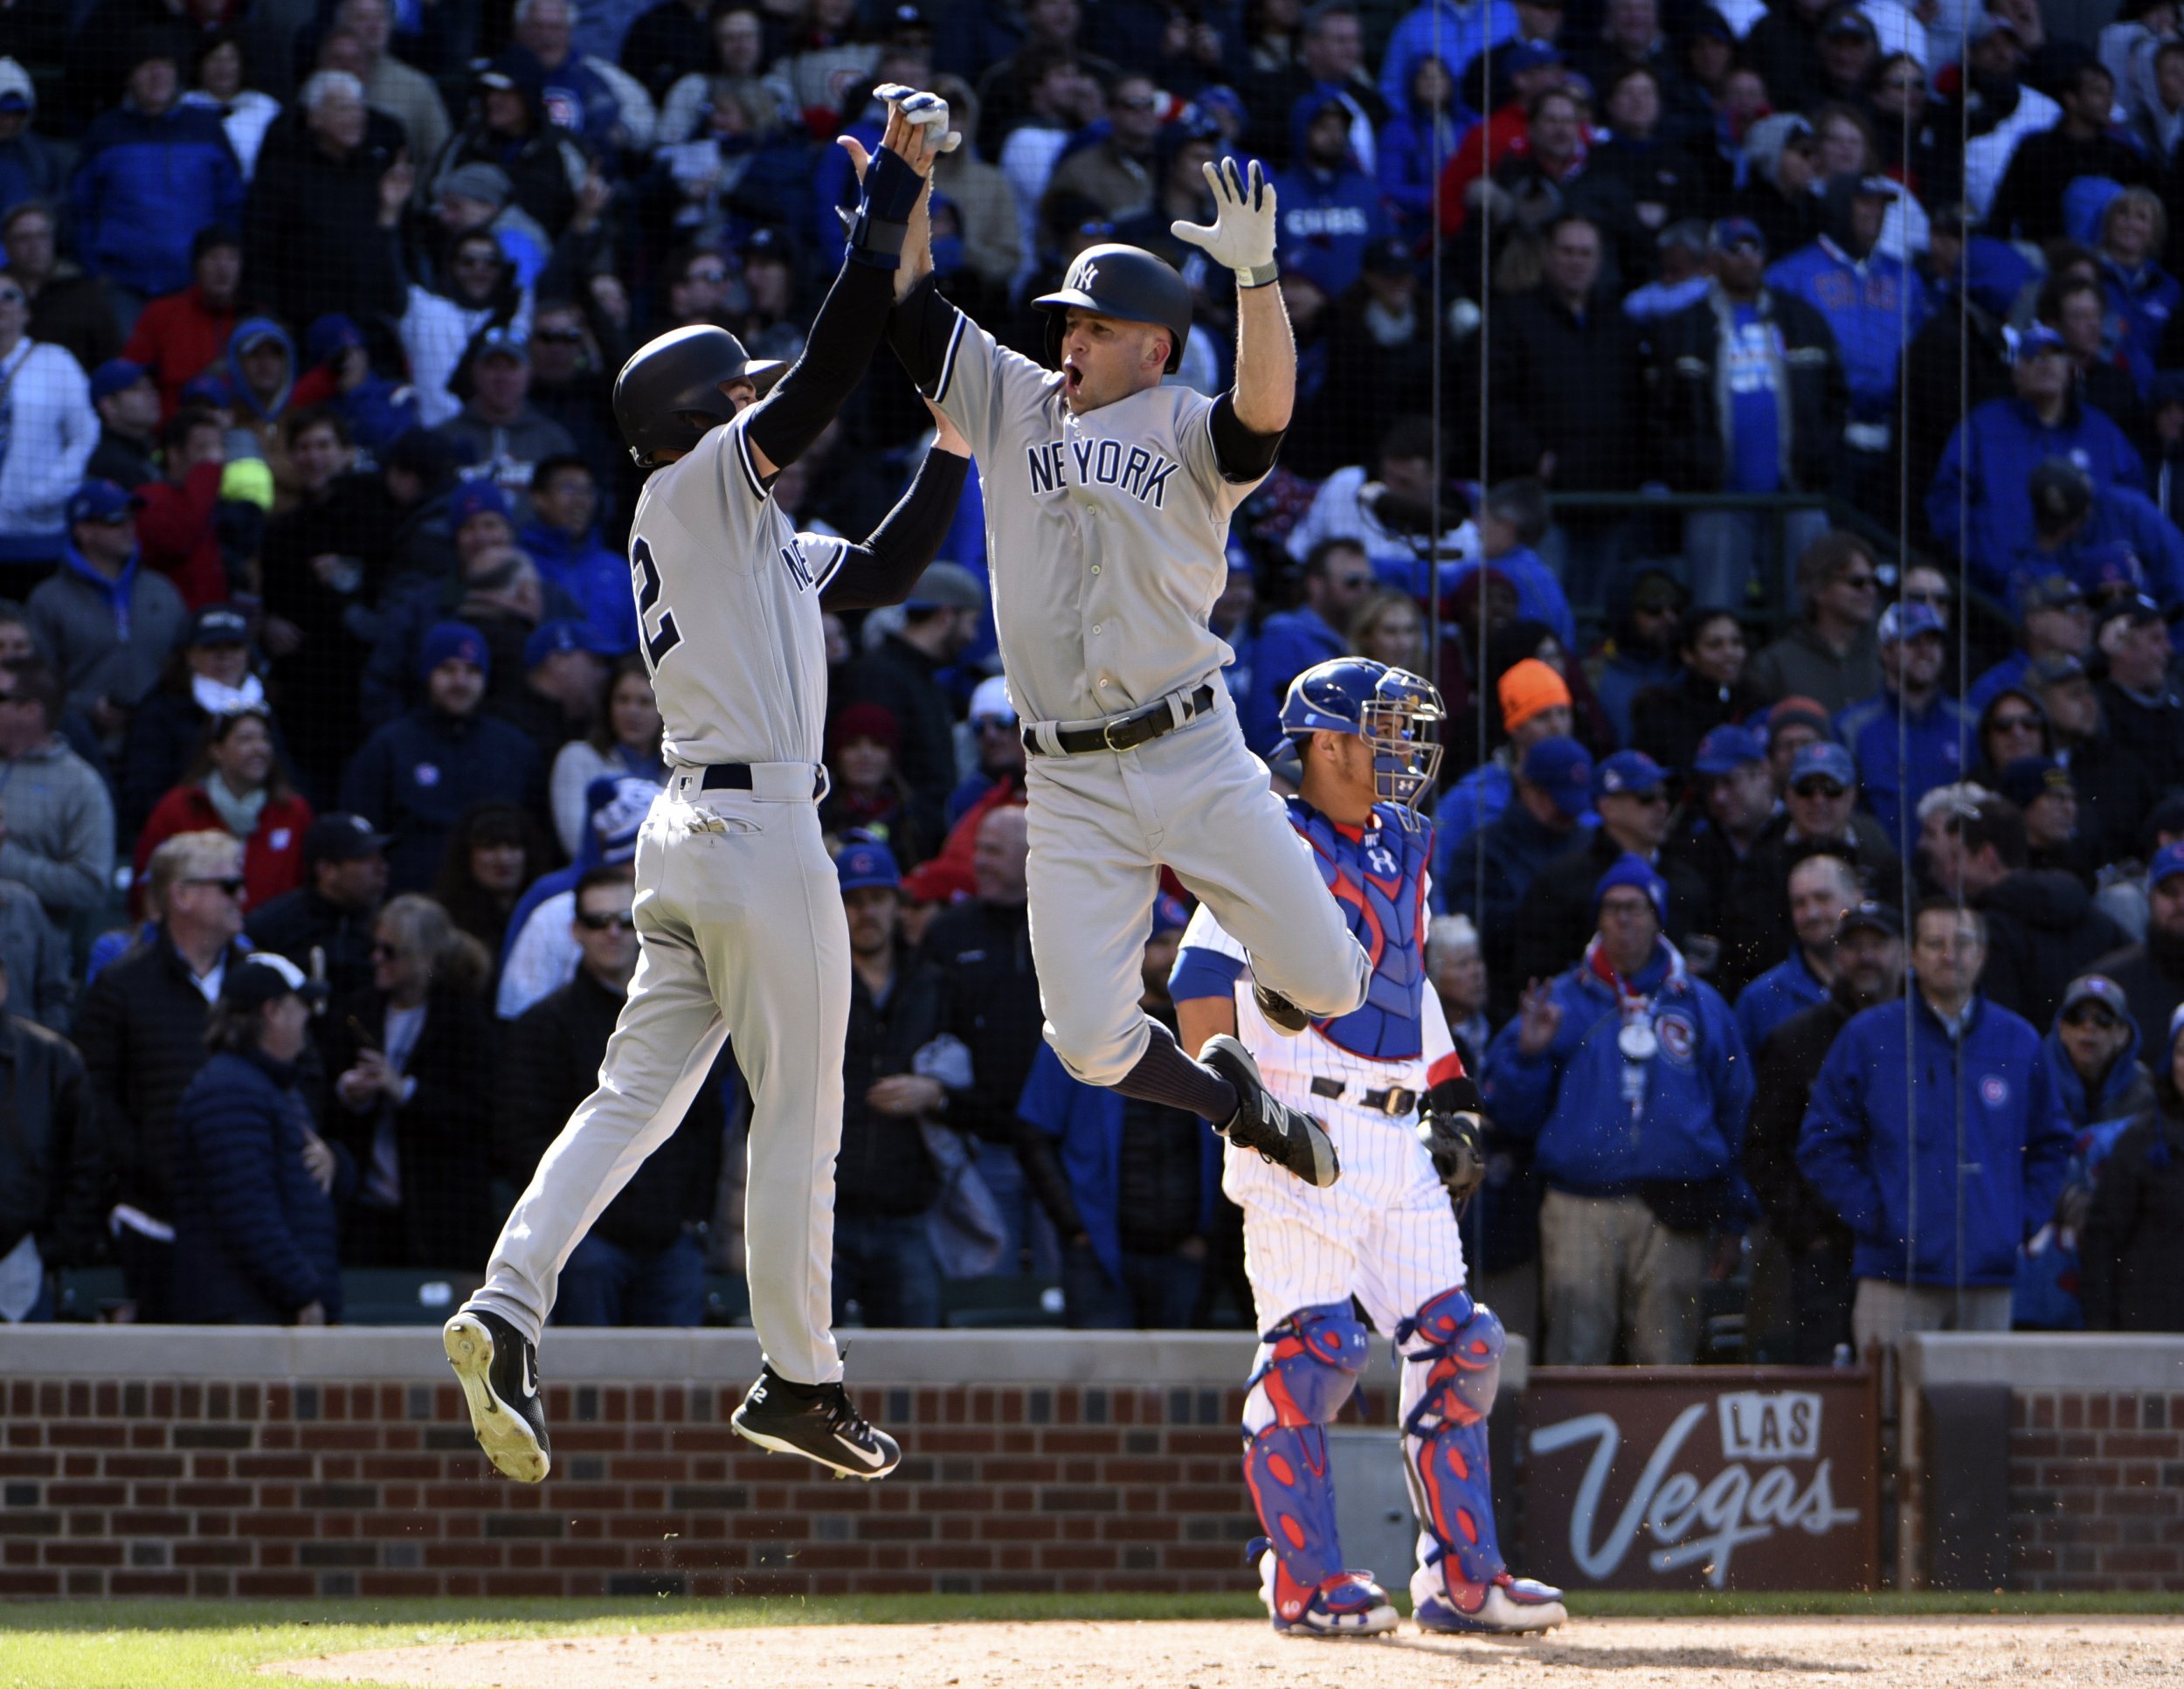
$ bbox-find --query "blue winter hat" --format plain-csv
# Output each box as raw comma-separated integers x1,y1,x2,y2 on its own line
89,358,150,405
66,479,142,526
418,620,490,682
306,313,365,366
448,479,510,530
1593,749,1667,800
1878,599,1945,644
836,839,902,892
1790,740,1857,789
1593,852,1669,921
1519,734,1593,820
1693,723,1766,776
522,618,612,670
2148,841,2184,892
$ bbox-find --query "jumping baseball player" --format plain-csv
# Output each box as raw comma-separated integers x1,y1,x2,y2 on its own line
444,92,969,1485
1171,658,1567,1638
877,132,1371,1186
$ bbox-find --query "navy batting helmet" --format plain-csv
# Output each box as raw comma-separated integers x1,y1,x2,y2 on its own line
1033,244,1192,374
613,325,784,467
1281,657,1446,815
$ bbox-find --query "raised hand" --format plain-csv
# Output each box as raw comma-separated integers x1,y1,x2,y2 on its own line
1171,156,1279,282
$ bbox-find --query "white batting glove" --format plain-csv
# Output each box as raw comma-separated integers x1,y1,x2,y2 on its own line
873,81,962,153
1171,156,1279,287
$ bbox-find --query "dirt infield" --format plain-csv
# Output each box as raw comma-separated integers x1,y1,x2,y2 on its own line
268,1615,2184,1688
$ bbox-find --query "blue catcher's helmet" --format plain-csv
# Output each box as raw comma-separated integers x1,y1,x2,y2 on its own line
1279,658,1446,815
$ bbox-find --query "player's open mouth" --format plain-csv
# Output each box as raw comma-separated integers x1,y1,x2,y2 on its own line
1063,360,1084,395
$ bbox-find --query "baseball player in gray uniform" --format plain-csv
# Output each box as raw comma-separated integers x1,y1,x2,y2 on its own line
880,148,1371,1179
444,93,969,1485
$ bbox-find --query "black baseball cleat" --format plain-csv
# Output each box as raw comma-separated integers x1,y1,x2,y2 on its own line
1202,1034,1340,1187
443,1308,551,1484
1251,978,1312,1035
732,1367,901,1479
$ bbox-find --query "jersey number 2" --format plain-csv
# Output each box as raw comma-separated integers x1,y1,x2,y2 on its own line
632,537,682,672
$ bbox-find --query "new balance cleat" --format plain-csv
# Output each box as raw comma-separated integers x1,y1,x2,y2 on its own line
732,1367,901,1479
1252,1539,1398,1637
1251,978,1311,1035
1203,1034,1339,1187
1415,1573,1568,1635
443,1308,551,1484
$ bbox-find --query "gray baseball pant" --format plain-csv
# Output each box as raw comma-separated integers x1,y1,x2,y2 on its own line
469,765,847,1385
1023,689,1371,1087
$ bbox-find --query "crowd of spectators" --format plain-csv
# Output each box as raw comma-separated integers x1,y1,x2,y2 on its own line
3,0,2184,1356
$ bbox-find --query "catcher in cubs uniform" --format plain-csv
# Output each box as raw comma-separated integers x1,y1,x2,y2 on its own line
877,121,1370,1187
444,92,965,1485
1171,658,1567,1638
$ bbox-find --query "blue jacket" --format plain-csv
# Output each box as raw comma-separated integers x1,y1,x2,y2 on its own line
1272,142,1387,300
72,100,244,296
1482,941,1752,1197
1797,991,2072,1287
518,519,639,653
171,1049,351,1324
1737,949,1830,1055
1594,647,1680,747
1016,1041,1222,1287
1246,604,1345,753
2098,255,2177,397
1437,789,1579,927
1378,89,1468,232
339,704,543,891
1837,687,1969,848
1379,0,1516,107
1926,396,2146,599
1764,237,1929,421
1984,487,2184,617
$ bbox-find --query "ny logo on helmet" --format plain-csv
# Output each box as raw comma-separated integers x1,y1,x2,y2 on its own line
1071,259,1100,292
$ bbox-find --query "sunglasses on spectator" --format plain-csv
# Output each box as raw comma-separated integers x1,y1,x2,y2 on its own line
2063,1007,2120,1030
1793,779,1848,799
576,910,636,932
1990,713,2042,733
972,716,1015,734
186,876,246,897
1116,93,1161,111
1626,790,1670,807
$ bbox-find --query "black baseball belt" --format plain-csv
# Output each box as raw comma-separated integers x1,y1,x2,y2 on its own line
697,763,826,798
1023,684,1218,757
1310,1076,1419,1117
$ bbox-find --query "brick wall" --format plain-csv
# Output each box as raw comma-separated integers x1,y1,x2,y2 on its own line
0,1373,1324,1600
2007,1388,2184,1591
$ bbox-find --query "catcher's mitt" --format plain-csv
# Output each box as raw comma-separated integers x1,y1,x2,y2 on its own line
1415,1076,1485,1203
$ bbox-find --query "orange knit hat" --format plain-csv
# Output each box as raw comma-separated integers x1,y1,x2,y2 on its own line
1498,658,1571,732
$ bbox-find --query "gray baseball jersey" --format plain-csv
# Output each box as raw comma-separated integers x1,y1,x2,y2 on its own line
468,406,855,1388
903,287,1370,1091
926,305,1261,724
632,410,849,765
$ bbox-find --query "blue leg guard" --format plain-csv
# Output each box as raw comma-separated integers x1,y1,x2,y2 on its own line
1395,1288,1506,1596
1241,1303,1390,1631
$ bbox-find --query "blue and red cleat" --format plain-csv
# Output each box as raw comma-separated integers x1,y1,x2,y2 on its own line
1250,1538,1399,1637
1413,1570,1569,1635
